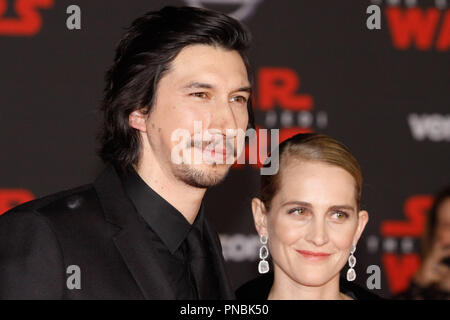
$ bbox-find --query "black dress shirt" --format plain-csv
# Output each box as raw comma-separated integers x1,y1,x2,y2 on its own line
119,166,213,299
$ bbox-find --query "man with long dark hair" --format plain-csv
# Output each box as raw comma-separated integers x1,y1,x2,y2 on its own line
0,6,254,299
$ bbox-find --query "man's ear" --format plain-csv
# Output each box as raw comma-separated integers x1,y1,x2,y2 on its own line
353,210,369,245
251,197,268,236
129,108,148,132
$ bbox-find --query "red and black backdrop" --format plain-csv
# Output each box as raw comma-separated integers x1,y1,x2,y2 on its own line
1,0,449,299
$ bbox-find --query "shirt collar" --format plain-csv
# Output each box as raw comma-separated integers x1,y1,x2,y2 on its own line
119,166,205,254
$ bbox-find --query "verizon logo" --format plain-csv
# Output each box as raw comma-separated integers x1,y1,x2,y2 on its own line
408,113,450,141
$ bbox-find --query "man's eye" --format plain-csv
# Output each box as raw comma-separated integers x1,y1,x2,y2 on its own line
230,95,248,103
191,92,208,99
288,207,306,215
331,211,349,220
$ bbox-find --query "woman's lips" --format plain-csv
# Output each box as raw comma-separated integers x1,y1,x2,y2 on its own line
296,250,331,261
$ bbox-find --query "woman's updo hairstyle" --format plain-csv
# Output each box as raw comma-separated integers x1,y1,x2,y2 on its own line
260,133,363,211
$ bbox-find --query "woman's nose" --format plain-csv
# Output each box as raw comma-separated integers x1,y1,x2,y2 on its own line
304,218,329,246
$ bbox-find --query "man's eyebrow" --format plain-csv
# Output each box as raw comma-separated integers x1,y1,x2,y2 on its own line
182,82,214,90
233,86,252,94
182,82,252,93
281,201,313,208
329,205,356,212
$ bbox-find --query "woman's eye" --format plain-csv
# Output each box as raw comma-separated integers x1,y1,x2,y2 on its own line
288,207,306,215
230,95,248,103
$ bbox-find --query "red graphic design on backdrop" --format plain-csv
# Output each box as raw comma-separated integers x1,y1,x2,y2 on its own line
381,195,432,237
386,7,450,51
233,67,314,169
0,0,53,36
0,189,34,214
382,253,422,293
380,195,433,293
258,68,313,111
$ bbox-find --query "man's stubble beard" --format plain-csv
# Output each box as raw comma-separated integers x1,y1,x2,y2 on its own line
172,139,238,188
172,162,230,189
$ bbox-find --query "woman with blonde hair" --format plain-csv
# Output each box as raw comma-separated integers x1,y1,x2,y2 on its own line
236,133,380,300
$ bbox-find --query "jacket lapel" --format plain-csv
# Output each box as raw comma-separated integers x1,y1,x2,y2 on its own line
93,165,176,300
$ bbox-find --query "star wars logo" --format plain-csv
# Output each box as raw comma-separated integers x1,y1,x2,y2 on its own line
372,0,450,51
0,0,53,36
0,189,34,214
366,194,433,293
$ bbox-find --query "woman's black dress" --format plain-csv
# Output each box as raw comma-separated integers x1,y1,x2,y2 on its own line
236,272,383,300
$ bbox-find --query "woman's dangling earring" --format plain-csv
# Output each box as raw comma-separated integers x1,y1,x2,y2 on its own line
346,244,356,281
258,234,269,274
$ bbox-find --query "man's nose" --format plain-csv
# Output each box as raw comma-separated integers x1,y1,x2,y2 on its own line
210,97,239,132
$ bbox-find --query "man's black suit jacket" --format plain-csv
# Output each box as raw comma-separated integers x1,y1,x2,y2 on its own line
0,165,235,299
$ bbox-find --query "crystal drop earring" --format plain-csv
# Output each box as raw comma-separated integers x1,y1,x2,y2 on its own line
258,234,269,274
346,244,356,281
